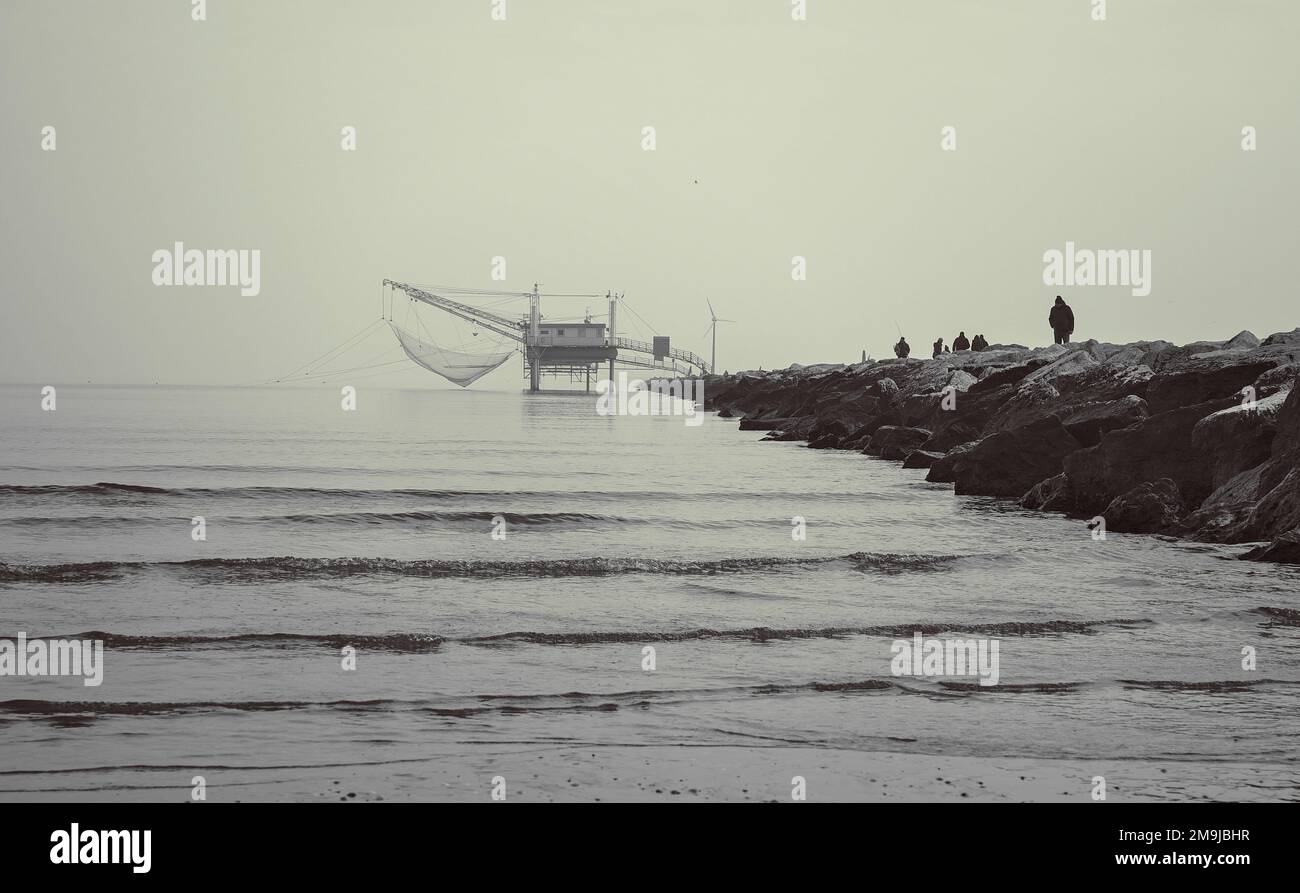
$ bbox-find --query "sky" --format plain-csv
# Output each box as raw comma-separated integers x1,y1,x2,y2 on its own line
2,0,1297,387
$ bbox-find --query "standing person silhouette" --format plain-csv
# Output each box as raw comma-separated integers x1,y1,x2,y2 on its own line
1049,296,1075,345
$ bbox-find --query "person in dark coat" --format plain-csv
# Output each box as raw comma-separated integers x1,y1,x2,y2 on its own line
894,337,911,358
932,338,946,358
971,334,988,351
953,331,971,351
1049,296,1075,345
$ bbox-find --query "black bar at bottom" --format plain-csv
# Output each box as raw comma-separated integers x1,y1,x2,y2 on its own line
1,803,1281,878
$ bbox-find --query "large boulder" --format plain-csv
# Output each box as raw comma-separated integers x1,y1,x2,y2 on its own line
1205,380,1300,542
1147,332,1261,371
969,359,1052,392
1260,376,1300,469
1182,462,1270,541
1021,473,1068,511
841,426,875,451
1183,380,1300,542
1101,479,1185,534
866,425,932,460
1098,340,1175,369
899,391,944,428
985,363,1152,435
919,419,984,453
809,390,880,429
902,449,945,469
806,419,851,449
1224,330,1262,350
1189,390,1288,490
984,380,1062,434
871,378,899,401
1251,363,1298,399
1145,358,1278,414
1056,395,1149,447
925,441,979,484
953,417,1084,498
762,418,818,441
897,371,980,430
1019,349,1099,388
1241,528,1300,564
739,416,795,431
920,383,1018,451
1238,468,1300,542
1262,328,1300,347
945,369,979,394
1062,397,1238,515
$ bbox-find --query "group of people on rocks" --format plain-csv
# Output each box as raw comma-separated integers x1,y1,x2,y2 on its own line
892,332,989,358
890,296,1076,360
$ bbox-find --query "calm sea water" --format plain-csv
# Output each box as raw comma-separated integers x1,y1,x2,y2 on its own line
1,383,1298,801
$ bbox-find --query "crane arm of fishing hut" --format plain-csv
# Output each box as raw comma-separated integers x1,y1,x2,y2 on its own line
382,280,712,390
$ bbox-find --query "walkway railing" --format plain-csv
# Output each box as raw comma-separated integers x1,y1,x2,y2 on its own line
613,337,710,374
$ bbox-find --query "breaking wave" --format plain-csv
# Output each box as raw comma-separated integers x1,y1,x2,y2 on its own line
56,632,447,652
0,510,628,529
459,619,1149,646
1118,679,1288,693
0,482,872,504
0,551,978,584
3,676,1290,721
1253,606,1300,627
15,619,1149,651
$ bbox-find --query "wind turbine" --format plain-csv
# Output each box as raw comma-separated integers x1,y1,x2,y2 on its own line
702,299,736,373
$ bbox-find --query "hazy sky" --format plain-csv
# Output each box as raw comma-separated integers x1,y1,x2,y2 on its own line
2,0,1297,387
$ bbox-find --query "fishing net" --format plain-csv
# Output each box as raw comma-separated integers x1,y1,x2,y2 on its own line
388,322,515,388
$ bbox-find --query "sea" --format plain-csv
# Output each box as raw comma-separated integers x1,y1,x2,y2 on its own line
1,383,1297,801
